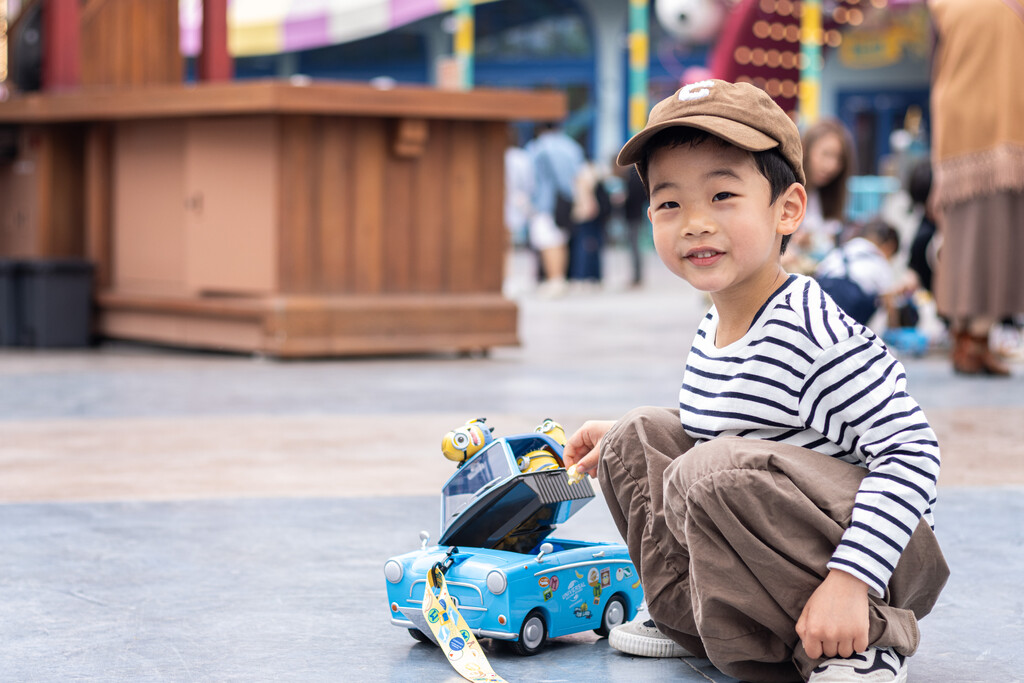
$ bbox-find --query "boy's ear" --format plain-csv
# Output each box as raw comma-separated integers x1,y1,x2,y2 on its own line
776,182,807,237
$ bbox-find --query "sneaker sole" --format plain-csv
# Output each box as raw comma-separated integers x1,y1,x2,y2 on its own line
608,629,691,658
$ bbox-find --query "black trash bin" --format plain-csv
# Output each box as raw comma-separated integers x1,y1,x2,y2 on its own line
0,259,21,346
18,259,95,348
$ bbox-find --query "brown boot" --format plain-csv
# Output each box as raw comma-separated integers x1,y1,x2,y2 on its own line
952,331,983,374
952,332,1011,376
973,334,1011,376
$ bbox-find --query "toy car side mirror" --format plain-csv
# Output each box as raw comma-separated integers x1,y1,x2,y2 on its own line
419,530,431,549
536,542,554,562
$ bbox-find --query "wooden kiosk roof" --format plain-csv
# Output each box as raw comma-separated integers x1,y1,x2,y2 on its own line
0,79,567,123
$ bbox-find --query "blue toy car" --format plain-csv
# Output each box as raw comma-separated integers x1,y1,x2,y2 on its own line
384,427,644,655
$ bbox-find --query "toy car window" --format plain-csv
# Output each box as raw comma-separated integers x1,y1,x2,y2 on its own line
442,441,514,522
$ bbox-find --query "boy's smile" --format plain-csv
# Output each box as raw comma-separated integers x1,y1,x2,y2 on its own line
685,248,724,267
646,138,804,331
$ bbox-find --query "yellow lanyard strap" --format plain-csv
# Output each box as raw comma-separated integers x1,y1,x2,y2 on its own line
422,564,508,683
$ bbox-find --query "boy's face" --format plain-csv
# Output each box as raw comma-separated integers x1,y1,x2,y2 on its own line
646,139,804,305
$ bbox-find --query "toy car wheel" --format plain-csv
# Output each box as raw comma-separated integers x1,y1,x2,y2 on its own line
594,594,627,637
511,610,547,656
408,628,433,645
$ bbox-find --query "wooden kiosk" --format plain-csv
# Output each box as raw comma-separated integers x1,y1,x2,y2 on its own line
0,1,564,356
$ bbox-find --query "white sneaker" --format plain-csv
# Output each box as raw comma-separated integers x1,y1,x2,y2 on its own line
809,646,907,682
608,616,693,658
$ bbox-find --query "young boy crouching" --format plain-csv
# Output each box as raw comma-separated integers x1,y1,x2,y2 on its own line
563,80,949,682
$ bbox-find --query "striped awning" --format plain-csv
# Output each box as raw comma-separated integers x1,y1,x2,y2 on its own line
180,0,501,57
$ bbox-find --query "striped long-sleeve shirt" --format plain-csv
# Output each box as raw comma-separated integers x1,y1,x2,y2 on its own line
679,274,940,598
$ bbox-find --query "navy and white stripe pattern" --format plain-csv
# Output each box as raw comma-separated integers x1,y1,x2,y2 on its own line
680,274,939,598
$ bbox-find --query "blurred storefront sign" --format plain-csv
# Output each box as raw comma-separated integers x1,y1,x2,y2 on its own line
710,0,930,117
838,6,930,69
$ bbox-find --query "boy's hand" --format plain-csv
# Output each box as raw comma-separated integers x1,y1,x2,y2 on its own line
562,420,616,479
795,569,870,660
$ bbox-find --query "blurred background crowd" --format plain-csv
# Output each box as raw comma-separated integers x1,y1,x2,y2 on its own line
0,0,1021,374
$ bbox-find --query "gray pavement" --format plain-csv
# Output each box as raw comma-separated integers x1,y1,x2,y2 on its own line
2,248,1023,682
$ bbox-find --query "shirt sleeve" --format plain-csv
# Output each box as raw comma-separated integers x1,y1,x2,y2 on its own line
799,334,941,598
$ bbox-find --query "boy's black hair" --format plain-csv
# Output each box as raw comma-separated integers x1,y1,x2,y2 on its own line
634,127,799,253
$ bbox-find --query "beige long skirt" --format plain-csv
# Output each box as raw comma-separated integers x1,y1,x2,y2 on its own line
934,189,1024,322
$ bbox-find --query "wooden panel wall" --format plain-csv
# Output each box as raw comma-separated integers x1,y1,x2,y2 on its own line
276,116,509,297
111,120,187,295
476,122,510,293
316,120,354,293
85,124,113,290
80,0,182,87
278,116,318,293
0,125,84,258
383,124,418,293
351,119,387,294
42,125,86,256
412,123,449,293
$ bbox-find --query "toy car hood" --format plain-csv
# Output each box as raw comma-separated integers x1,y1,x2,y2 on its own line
438,433,594,553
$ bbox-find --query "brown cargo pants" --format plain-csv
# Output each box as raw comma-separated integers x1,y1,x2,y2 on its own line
598,406,950,682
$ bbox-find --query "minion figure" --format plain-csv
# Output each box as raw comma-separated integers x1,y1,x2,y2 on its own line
587,567,603,605
516,448,561,473
534,418,567,447
441,418,494,465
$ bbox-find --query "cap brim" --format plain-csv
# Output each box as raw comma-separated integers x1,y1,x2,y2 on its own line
617,115,779,167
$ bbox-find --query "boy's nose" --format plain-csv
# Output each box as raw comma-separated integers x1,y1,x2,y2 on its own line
683,216,715,237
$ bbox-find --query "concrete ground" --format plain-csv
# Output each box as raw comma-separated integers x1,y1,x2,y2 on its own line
2,248,1022,682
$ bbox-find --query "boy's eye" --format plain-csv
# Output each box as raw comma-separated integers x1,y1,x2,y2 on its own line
658,201,679,210
712,192,734,202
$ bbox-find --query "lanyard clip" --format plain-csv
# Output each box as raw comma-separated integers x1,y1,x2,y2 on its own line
433,546,459,578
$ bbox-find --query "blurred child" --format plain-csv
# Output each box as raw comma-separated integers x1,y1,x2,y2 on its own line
815,219,904,326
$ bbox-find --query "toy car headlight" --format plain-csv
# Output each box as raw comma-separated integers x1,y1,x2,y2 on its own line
486,570,507,595
384,560,404,584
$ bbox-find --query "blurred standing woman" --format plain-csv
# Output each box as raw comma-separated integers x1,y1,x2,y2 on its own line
786,119,855,273
801,119,855,256
929,0,1024,376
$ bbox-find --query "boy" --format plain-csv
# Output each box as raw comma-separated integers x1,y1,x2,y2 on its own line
563,80,948,682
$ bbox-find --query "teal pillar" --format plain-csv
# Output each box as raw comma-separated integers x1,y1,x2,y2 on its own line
799,0,822,125
455,0,474,90
628,0,650,136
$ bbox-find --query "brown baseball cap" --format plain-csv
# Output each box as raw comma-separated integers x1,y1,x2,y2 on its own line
617,79,805,185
